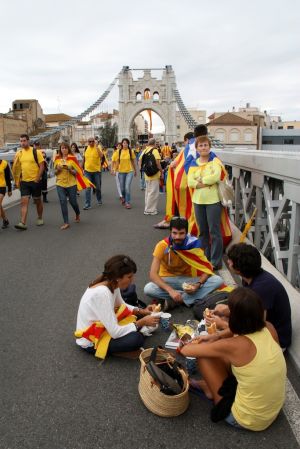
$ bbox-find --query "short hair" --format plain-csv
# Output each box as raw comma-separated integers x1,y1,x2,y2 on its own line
194,125,208,137
195,135,211,149
58,142,72,156
184,132,194,141
170,216,188,233
20,134,29,140
148,138,156,145
228,287,265,335
165,142,168,145
227,243,262,278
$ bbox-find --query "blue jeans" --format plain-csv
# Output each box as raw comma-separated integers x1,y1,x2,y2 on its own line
140,171,146,190
56,185,80,224
144,275,223,306
118,171,134,204
194,202,223,268
82,332,144,355
84,171,102,206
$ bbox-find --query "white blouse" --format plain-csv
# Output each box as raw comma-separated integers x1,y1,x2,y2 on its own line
75,285,136,348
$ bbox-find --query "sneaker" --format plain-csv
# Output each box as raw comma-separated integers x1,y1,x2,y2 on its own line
144,211,150,215
149,211,158,215
120,197,125,205
36,218,44,226
60,223,70,230
83,205,91,210
74,215,80,223
14,222,27,230
2,219,9,229
125,203,132,209
97,201,102,206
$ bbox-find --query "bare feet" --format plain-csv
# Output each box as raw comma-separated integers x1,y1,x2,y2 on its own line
60,224,70,230
189,379,213,400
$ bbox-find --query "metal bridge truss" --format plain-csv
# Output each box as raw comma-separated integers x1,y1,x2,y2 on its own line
221,149,300,288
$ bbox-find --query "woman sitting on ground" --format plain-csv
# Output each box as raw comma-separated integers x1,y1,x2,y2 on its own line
75,255,159,358
181,287,286,431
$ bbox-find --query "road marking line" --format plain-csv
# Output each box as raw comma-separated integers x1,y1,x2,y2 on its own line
284,378,300,445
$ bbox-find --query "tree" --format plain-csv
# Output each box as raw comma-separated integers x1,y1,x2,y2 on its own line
97,121,118,148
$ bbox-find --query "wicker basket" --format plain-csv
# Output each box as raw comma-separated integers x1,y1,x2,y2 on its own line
138,347,189,417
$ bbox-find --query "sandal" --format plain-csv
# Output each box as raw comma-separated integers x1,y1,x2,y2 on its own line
60,224,70,230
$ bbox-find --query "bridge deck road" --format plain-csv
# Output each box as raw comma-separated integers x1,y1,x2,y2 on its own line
0,172,299,449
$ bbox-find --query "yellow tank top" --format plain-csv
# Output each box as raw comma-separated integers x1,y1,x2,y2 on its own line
231,327,286,431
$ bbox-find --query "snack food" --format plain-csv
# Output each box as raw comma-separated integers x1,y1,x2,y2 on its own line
206,322,217,334
153,304,161,313
182,282,194,292
173,323,194,339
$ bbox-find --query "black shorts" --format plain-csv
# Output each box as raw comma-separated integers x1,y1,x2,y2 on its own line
20,181,42,198
0,187,7,196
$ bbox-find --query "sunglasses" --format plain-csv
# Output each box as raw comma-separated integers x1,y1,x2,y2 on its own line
88,140,95,143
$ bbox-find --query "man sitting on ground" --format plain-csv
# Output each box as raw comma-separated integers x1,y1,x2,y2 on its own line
144,217,224,310
227,243,292,349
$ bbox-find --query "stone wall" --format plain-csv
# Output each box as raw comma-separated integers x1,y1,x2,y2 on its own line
0,115,27,147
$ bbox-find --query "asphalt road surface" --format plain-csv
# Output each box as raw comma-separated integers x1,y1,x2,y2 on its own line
1,173,299,449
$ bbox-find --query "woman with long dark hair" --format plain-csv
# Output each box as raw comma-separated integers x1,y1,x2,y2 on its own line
54,142,80,230
75,255,159,358
115,138,137,209
181,287,286,431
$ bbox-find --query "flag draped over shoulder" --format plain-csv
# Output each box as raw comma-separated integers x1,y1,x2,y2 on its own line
164,235,214,276
188,153,232,246
54,155,95,190
74,304,136,359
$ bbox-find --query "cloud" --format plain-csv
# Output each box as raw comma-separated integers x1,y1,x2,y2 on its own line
0,0,299,121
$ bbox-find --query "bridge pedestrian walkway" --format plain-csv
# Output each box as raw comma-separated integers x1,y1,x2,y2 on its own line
1,173,299,449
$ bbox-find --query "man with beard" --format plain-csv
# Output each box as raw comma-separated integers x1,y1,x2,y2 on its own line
144,217,224,311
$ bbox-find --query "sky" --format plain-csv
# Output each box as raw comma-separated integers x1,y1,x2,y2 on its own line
1,0,300,132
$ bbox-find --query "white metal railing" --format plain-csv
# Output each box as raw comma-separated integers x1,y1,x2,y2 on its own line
218,148,300,288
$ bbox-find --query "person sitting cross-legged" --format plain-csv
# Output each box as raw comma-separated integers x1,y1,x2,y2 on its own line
144,217,224,311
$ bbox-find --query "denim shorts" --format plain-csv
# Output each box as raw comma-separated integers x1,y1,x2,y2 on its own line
0,187,7,195
20,181,41,198
224,412,244,429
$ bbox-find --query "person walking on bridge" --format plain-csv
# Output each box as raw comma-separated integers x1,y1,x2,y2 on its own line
112,138,137,209
139,138,162,216
12,134,44,230
83,137,103,210
0,158,12,229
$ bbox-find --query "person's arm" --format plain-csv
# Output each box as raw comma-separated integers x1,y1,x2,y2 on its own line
4,164,12,193
131,155,137,176
149,256,183,303
201,161,222,186
35,162,44,183
265,321,279,344
187,168,199,189
181,335,234,360
96,146,103,159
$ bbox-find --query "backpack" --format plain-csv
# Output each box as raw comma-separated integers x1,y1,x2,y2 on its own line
141,148,159,177
193,291,229,320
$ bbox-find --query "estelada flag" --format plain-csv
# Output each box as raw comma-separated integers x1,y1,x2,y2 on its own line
54,155,95,190
74,304,136,359
164,235,214,276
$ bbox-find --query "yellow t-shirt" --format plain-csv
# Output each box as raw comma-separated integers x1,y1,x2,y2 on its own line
54,158,77,188
153,240,192,277
161,145,172,159
112,149,136,173
140,147,161,180
84,146,101,172
187,158,222,205
0,160,8,187
231,327,286,431
16,147,44,182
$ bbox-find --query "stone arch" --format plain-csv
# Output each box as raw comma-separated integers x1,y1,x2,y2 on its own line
144,88,151,99
136,92,142,102
215,128,226,142
129,105,166,132
244,128,254,142
230,128,241,143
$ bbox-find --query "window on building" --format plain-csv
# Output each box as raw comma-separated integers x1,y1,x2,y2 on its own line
136,92,142,102
262,139,273,144
287,126,294,129
177,125,180,129
230,129,240,142
283,139,294,144
278,126,283,129
215,128,226,142
144,89,151,100
244,129,253,142
153,91,159,102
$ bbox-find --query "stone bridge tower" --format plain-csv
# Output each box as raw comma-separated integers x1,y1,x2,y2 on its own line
118,66,177,143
